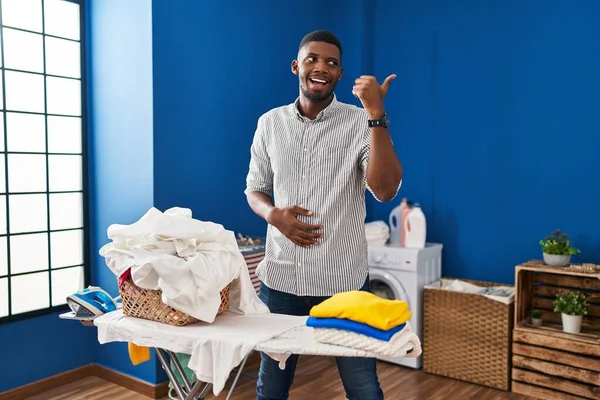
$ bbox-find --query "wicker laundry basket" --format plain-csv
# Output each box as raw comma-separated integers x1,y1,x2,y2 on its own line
423,278,514,391
117,274,230,326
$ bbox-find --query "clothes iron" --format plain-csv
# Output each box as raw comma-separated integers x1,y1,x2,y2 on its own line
60,286,121,321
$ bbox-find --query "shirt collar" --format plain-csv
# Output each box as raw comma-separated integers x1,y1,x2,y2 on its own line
291,93,340,121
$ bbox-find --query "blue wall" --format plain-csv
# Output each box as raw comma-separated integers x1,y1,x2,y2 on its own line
369,0,600,284
88,0,161,385
4,0,600,393
0,313,96,391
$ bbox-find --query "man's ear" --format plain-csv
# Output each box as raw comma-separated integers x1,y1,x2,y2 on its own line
291,60,299,76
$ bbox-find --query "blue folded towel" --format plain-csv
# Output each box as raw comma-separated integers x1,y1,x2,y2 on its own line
306,316,406,342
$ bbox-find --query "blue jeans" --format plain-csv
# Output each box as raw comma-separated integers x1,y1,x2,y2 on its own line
256,279,384,400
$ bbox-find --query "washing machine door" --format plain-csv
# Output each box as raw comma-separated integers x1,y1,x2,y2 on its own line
369,268,410,308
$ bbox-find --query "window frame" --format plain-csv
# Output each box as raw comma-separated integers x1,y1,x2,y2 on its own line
0,0,90,324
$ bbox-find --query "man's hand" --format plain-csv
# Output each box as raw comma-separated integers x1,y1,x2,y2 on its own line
267,206,323,248
352,74,396,118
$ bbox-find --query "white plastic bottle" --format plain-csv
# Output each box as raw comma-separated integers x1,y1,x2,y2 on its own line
404,203,426,248
388,199,405,245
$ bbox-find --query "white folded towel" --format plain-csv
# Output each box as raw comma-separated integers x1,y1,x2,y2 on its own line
311,322,422,359
364,220,390,246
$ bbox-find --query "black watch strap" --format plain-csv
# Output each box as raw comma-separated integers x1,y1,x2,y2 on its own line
368,114,389,128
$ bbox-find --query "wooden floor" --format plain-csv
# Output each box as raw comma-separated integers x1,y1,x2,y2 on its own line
29,356,532,400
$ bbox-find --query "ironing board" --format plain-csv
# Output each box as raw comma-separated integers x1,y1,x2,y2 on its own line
90,310,419,400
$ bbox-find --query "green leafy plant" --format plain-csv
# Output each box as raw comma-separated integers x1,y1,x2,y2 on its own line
539,230,580,256
531,309,542,319
553,291,589,316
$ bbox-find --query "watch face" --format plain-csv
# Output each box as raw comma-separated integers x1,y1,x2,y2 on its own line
378,115,389,126
368,114,389,127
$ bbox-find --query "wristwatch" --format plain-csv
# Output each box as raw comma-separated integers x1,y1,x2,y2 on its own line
368,113,389,128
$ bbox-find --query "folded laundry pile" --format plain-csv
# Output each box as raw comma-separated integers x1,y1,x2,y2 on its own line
307,290,421,358
364,220,389,246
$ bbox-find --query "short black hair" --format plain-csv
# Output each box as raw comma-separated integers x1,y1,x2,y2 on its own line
299,30,342,61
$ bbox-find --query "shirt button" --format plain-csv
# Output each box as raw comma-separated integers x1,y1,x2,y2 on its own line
298,263,302,266
303,148,307,151
302,175,306,179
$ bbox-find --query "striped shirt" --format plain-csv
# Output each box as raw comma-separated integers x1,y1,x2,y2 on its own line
245,94,401,296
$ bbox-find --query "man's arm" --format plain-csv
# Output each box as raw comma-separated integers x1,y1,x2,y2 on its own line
246,191,275,223
364,118,403,202
353,74,403,202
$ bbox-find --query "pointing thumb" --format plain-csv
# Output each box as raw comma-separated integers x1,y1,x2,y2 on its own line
381,74,396,96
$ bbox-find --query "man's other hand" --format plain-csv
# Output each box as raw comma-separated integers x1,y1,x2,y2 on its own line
267,206,323,248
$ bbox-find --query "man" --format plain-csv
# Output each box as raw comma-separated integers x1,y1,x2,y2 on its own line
244,30,402,400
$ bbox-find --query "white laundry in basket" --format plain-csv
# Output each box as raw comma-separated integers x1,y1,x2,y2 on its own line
99,206,269,323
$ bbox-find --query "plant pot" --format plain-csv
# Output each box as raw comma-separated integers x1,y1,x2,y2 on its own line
532,318,543,327
543,253,571,267
561,313,582,334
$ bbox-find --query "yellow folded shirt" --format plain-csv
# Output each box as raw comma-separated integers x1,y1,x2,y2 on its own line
309,290,412,331
128,342,151,366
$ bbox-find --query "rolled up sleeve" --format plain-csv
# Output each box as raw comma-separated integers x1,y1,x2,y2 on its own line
244,116,273,196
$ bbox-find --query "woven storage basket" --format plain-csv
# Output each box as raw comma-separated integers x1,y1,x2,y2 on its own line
117,274,230,326
423,278,514,391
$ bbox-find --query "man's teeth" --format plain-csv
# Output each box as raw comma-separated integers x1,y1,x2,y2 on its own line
311,78,326,83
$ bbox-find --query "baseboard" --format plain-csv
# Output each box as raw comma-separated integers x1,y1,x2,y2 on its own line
90,364,169,398
0,365,95,400
0,364,169,400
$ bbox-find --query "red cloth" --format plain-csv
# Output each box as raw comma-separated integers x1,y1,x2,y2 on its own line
119,268,131,288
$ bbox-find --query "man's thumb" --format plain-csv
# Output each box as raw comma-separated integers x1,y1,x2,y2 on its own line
381,74,396,95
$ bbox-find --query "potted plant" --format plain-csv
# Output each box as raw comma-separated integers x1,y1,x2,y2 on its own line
539,230,580,267
531,309,543,327
553,291,589,334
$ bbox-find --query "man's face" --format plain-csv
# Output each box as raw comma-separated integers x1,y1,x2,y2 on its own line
292,41,343,102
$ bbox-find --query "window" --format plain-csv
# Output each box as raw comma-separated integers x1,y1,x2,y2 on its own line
0,0,87,323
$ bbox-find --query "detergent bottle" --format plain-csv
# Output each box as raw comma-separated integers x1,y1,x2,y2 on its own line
388,199,404,245
404,203,426,248
400,199,412,246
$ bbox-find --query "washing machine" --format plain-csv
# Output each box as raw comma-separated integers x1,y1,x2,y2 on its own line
368,242,443,369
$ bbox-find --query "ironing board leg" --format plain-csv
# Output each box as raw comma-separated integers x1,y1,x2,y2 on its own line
187,379,212,400
225,351,252,400
155,348,211,400
155,348,253,400
156,348,187,400
167,350,193,394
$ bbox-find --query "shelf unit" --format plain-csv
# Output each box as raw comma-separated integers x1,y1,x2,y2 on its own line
512,260,600,400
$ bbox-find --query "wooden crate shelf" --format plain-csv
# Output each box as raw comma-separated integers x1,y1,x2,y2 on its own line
512,260,600,399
